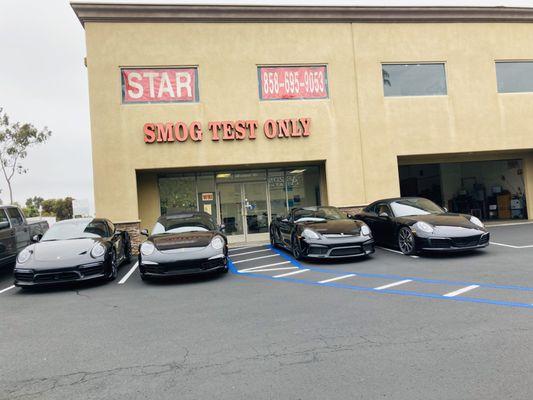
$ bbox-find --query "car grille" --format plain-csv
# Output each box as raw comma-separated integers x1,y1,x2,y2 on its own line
80,265,104,276
308,246,328,255
479,234,490,244
14,271,34,282
452,236,482,248
145,258,223,274
329,247,363,257
34,271,81,283
430,238,451,248
201,258,224,270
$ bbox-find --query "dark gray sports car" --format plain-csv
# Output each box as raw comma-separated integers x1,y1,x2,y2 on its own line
270,206,375,260
13,218,131,287
138,212,228,280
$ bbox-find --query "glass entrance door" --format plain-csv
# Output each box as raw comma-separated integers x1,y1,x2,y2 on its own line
218,182,269,242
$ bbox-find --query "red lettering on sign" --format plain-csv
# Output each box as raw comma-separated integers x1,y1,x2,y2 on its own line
259,66,328,100
208,122,222,141
174,122,188,142
246,121,258,140
190,122,203,142
221,122,235,140
263,120,277,139
278,119,291,138
143,123,156,143
300,118,311,137
156,123,174,142
235,121,247,140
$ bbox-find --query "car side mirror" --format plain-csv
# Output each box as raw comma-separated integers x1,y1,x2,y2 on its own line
379,212,390,219
113,230,122,238
443,207,448,212
31,234,42,243
219,224,226,233
0,221,9,230
140,229,149,236
282,218,289,223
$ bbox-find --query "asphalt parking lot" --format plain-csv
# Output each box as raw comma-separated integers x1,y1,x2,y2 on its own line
1,223,533,399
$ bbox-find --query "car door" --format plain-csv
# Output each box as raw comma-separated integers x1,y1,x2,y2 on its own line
366,203,395,245
0,209,16,264
361,204,385,243
6,207,30,252
278,212,294,247
106,220,124,261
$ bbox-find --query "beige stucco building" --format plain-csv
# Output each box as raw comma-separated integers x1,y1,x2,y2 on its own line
72,2,533,244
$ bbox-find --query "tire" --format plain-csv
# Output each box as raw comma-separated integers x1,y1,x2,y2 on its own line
124,238,132,264
291,235,304,260
107,250,118,281
398,227,417,256
270,227,278,248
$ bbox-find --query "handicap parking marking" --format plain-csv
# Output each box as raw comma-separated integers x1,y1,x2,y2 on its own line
232,254,280,264
0,285,15,294
228,244,533,310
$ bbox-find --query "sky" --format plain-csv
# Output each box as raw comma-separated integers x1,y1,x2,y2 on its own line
2,0,533,212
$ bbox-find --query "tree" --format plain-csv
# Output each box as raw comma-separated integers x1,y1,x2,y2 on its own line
41,197,73,221
23,196,44,218
0,108,51,204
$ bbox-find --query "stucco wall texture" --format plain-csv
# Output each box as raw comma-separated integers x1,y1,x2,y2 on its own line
83,21,533,228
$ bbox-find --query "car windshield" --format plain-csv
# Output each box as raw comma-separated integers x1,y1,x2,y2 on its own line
152,214,217,234
390,198,445,217
293,207,346,222
41,220,107,241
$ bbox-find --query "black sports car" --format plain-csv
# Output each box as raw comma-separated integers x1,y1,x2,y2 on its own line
13,218,131,287
356,197,490,255
138,211,228,280
270,206,375,260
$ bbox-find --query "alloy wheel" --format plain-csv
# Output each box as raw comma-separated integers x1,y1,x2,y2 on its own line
108,251,118,281
292,237,303,260
398,227,416,255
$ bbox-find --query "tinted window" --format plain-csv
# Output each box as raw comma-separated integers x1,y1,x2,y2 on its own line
7,208,24,226
0,209,9,229
42,219,109,241
293,207,346,222
382,63,447,97
496,62,533,93
152,213,217,234
390,198,444,217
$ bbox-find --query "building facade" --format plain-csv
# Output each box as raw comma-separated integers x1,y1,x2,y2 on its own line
73,3,533,246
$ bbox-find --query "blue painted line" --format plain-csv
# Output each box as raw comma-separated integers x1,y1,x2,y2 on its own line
268,245,533,293
227,258,238,274
236,269,533,310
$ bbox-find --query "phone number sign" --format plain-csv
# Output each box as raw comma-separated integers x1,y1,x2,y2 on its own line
258,65,328,101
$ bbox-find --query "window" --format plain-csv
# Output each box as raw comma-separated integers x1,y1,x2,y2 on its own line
159,176,197,215
382,63,447,97
0,209,9,229
496,62,533,93
7,208,24,226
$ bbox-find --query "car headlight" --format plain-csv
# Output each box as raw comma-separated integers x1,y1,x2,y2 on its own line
415,221,434,233
361,224,371,236
90,243,106,258
17,248,32,264
301,229,320,240
211,236,224,250
470,216,484,228
140,241,155,256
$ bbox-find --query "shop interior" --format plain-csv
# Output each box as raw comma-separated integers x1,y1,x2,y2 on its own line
399,159,527,220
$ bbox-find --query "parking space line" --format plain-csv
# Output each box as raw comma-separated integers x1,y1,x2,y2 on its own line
273,269,310,278
232,254,279,264
443,285,479,297
490,242,533,249
118,262,138,284
318,274,356,284
239,261,291,272
229,244,268,253
230,249,270,256
374,279,412,291
0,285,15,294
375,246,418,259
244,266,298,273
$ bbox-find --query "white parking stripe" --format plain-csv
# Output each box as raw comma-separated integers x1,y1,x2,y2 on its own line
273,269,310,278
118,262,139,284
318,274,356,284
376,246,419,258
239,261,291,272
231,249,270,256
491,242,533,249
232,254,279,264
229,245,267,253
0,285,15,294
242,267,298,273
374,279,412,291
443,285,479,297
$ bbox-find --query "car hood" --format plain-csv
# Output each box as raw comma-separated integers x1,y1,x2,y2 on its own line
150,231,217,250
298,219,363,235
32,238,101,262
398,213,484,230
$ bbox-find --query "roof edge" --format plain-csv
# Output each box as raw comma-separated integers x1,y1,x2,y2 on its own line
70,3,533,27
